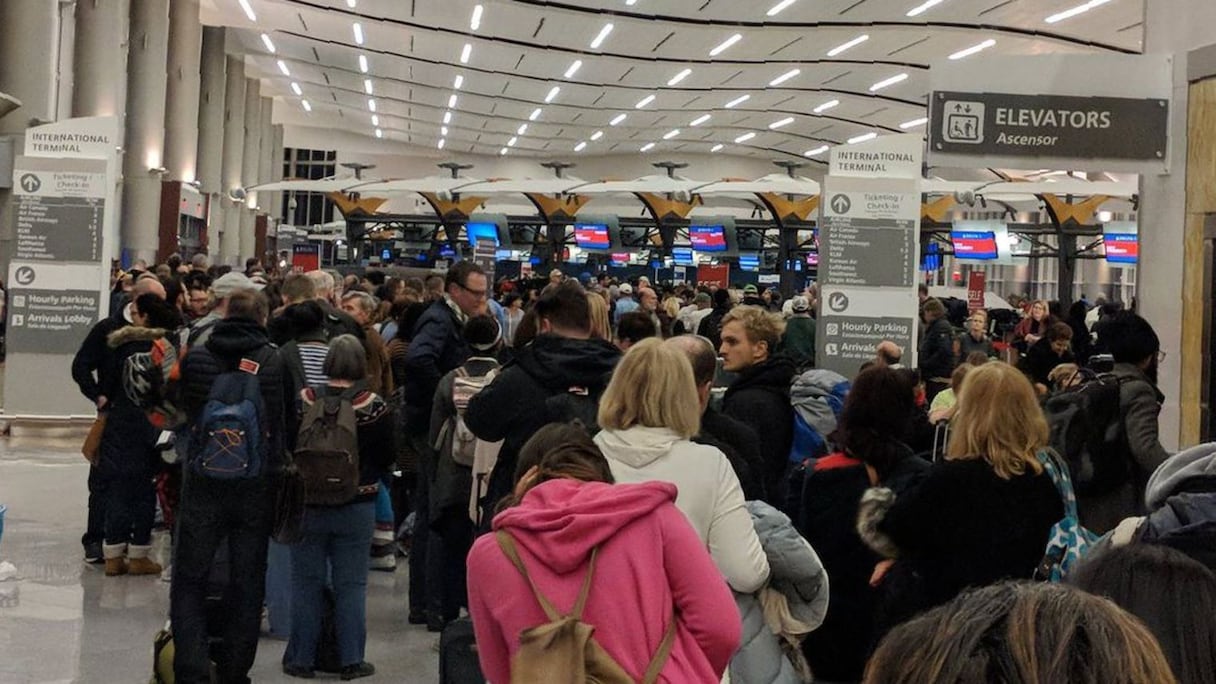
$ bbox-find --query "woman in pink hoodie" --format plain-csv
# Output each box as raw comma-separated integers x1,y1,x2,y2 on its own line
466,424,741,683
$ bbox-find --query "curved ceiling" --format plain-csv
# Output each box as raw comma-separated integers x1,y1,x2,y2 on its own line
201,0,1144,164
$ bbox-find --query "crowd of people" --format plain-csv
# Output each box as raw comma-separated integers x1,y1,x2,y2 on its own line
67,255,1216,684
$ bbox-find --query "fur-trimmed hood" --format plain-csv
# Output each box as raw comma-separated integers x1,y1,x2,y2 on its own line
857,487,900,559
107,325,169,348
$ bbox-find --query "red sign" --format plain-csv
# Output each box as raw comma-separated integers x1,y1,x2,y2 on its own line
292,243,320,273
967,271,986,312
698,264,730,288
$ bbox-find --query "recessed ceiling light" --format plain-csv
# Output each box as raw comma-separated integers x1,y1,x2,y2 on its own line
625,0,638,5
352,23,364,45
346,0,356,7
710,33,742,57
590,130,604,140
635,94,655,108
375,128,383,138
260,33,276,53
848,132,878,144
869,73,908,91
804,145,829,156
591,24,614,49
906,0,944,17
668,68,692,86
725,94,750,108
767,0,797,17
276,60,290,76
640,142,656,152
529,108,542,121
237,0,256,22
470,4,484,31
734,132,756,143
690,114,711,126
454,75,464,89
564,60,582,79
358,55,369,73
438,138,445,149
290,82,302,96
441,126,448,135
367,98,376,112
827,34,869,57
545,86,560,103
500,147,508,155
517,123,528,135
949,39,996,60
663,129,680,140
575,141,587,152
508,136,518,147
443,111,452,124
610,113,627,125
899,117,929,129
448,94,458,108
363,79,374,95
1046,0,1112,24
371,114,379,126
301,99,311,112
813,100,840,114
769,117,795,129
769,69,801,86
710,143,724,152
460,44,472,64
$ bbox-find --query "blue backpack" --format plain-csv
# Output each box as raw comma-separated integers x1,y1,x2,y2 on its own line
190,358,268,479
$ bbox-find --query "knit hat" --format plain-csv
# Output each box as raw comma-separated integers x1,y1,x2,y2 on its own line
743,284,759,295
211,271,262,299
792,296,810,313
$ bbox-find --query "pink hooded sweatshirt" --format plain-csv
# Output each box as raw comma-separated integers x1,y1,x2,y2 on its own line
466,478,741,684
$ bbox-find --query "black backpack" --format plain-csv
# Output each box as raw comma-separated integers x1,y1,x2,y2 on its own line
1044,374,1133,497
542,371,612,433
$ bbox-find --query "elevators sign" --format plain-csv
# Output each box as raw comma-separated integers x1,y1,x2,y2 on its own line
6,261,104,355
11,156,105,262
816,286,918,378
929,91,1168,161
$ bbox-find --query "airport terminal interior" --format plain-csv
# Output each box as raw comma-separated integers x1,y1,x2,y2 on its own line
3,0,1216,682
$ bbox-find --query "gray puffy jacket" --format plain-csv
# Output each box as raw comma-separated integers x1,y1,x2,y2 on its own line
730,501,830,684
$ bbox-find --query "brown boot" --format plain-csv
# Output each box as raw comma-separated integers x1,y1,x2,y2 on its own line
103,543,128,577
127,545,163,576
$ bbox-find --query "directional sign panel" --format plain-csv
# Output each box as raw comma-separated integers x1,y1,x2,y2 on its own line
6,261,104,355
817,286,918,377
11,156,105,262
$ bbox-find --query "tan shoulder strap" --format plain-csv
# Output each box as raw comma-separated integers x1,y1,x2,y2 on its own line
496,531,600,621
641,611,678,684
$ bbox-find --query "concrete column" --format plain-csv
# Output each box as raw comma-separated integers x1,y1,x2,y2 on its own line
257,96,274,219
163,0,202,183
239,80,263,262
271,123,285,221
197,27,226,259
72,0,130,119
219,56,246,265
1140,0,1216,449
119,0,170,265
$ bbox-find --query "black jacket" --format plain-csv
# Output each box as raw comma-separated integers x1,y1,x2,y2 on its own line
179,318,297,474
957,330,994,360
466,334,620,519
268,299,364,347
98,326,165,476
1018,338,1074,388
697,405,766,501
722,356,796,500
71,309,130,405
697,304,732,350
402,299,470,435
918,317,955,380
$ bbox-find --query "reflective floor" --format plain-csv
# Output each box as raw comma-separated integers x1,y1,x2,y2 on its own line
0,439,439,683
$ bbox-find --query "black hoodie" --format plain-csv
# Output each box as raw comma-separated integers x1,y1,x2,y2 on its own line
180,318,298,473
465,333,621,519
721,355,797,500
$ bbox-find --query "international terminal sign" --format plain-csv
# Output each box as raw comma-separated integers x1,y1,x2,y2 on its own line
929,91,1168,161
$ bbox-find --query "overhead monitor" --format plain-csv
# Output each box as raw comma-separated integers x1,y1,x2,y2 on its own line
689,224,727,252
495,248,514,260
950,230,999,261
466,221,500,247
672,247,695,266
922,242,942,271
574,223,612,250
610,252,632,266
1104,233,1138,264
806,252,819,267
466,213,512,248
738,253,760,271
380,248,392,261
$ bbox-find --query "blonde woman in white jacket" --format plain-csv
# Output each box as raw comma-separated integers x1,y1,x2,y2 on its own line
594,338,771,594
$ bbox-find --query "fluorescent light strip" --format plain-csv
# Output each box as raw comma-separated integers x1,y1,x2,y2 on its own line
290,82,302,96
769,117,795,129
827,34,869,57
364,79,374,95
848,132,877,144
724,94,750,108
668,68,692,86
900,117,928,129
767,0,797,17
443,111,452,124
371,114,379,126
710,143,724,152
507,136,518,147
813,99,839,114
906,0,944,17
640,142,655,152
441,126,448,135
276,60,290,76
1046,0,1112,24
769,68,801,86
448,94,458,108
375,128,383,138
301,100,311,112
545,86,560,103
529,108,542,121
591,24,614,49
734,132,756,143
804,145,829,156
949,39,996,60
500,148,508,155
470,4,484,31
610,113,627,125
565,60,582,79
626,0,638,5
690,114,711,126
438,139,445,149
517,123,528,135
352,23,364,45
590,130,604,140
575,141,587,152
635,94,655,108
710,33,742,57
454,75,464,89
260,33,276,53
460,44,472,64
367,98,376,112
347,0,356,7
663,129,680,140
237,0,256,22
358,55,369,73
869,73,908,91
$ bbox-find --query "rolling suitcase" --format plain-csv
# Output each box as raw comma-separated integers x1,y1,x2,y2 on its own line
439,618,486,684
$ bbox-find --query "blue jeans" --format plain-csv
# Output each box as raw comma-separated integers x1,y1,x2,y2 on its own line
284,502,375,669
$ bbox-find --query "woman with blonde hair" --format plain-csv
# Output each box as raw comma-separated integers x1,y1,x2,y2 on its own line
857,361,1062,630
586,290,613,341
594,338,770,593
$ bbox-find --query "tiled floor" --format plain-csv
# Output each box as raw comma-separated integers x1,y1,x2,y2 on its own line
0,439,439,684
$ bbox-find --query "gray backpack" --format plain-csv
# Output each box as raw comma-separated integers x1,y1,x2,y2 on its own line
294,388,360,505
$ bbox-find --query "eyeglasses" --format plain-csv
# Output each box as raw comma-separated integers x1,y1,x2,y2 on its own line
459,282,488,299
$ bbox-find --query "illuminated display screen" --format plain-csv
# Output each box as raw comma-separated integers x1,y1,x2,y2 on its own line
466,222,500,247
1104,234,1138,264
574,224,611,249
689,224,727,252
950,230,998,260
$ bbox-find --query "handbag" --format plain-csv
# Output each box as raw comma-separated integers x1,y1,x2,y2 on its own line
82,413,107,465
271,463,306,544
1034,448,1099,582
